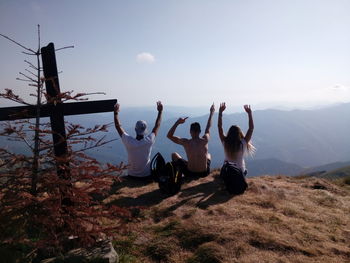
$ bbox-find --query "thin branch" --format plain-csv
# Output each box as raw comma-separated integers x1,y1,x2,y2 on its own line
37,24,40,52
19,72,36,82
60,92,107,102
76,138,117,153
16,78,33,82
55,46,74,52
29,83,40,87
0,33,36,54
23,137,34,150
25,69,37,78
1,134,33,150
22,51,38,56
30,65,40,71
24,60,38,70
0,91,32,105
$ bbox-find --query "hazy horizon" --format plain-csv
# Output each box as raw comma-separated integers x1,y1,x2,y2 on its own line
1,95,349,114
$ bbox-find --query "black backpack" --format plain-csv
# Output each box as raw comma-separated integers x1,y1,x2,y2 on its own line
150,152,166,182
220,161,248,195
158,161,183,195
150,152,182,195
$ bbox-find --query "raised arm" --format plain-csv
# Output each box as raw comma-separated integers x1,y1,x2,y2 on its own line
167,117,188,145
151,101,163,136
114,103,126,137
218,102,226,142
204,103,215,138
244,105,254,143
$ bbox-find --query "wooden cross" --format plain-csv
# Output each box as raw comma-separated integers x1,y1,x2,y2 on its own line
0,43,117,175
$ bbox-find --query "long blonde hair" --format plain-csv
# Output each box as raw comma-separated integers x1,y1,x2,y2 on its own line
223,125,255,159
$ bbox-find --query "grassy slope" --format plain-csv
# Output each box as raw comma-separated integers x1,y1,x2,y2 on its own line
322,166,350,179
106,172,350,263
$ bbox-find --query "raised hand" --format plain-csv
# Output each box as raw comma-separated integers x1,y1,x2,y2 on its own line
219,102,226,114
176,117,188,124
157,101,163,112
244,104,252,114
210,103,215,114
114,103,125,136
114,103,120,114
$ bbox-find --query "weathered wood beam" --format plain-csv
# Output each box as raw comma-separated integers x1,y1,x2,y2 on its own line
0,99,117,121
41,43,68,162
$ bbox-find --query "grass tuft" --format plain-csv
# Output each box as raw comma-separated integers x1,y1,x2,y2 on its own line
153,220,180,237
175,225,216,250
187,242,224,263
113,235,138,263
149,206,174,223
343,176,350,185
144,238,174,262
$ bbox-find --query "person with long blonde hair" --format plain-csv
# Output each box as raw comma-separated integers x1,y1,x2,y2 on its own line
218,103,255,175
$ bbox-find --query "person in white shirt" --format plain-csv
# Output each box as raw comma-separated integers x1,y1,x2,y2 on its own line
218,103,255,175
114,101,163,181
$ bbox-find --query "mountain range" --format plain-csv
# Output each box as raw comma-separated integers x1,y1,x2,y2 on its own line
1,102,350,177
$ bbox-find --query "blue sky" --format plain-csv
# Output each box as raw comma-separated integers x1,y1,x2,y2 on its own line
1,0,349,109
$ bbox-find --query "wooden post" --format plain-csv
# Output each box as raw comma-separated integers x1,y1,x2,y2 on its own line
41,43,69,178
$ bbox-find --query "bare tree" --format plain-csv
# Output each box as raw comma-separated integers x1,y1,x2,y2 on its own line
0,27,128,259
1,25,74,194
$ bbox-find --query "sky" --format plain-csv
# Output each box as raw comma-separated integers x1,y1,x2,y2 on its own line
0,0,350,110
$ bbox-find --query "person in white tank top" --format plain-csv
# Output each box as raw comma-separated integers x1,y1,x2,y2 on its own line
218,103,254,174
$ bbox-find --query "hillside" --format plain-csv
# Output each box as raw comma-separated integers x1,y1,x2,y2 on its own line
319,166,350,179
298,164,350,180
301,161,350,175
246,158,304,177
105,172,350,263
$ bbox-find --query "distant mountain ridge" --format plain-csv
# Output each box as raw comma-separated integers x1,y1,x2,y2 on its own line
301,160,350,175
1,102,350,177
246,158,304,177
301,165,350,180
321,166,350,179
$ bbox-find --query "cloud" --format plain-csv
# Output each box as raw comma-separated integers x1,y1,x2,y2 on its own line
136,52,155,64
331,85,350,92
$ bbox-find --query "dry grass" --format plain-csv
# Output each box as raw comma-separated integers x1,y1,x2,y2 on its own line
106,173,350,263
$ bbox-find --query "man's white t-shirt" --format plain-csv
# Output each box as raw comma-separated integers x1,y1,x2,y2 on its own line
224,139,248,171
121,132,156,177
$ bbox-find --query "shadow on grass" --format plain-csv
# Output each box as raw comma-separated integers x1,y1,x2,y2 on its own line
179,175,235,209
108,187,165,208
109,176,154,193
108,174,236,211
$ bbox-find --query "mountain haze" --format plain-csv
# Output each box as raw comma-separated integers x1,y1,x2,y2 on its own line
85,102,350,174
1,103,350,177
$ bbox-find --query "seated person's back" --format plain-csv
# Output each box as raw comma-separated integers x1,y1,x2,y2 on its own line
167,104,215,177
182,136,209,172
114,101,163,179
122,131,155,177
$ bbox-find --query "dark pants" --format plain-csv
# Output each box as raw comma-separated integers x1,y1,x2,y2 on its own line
174,158,211,178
